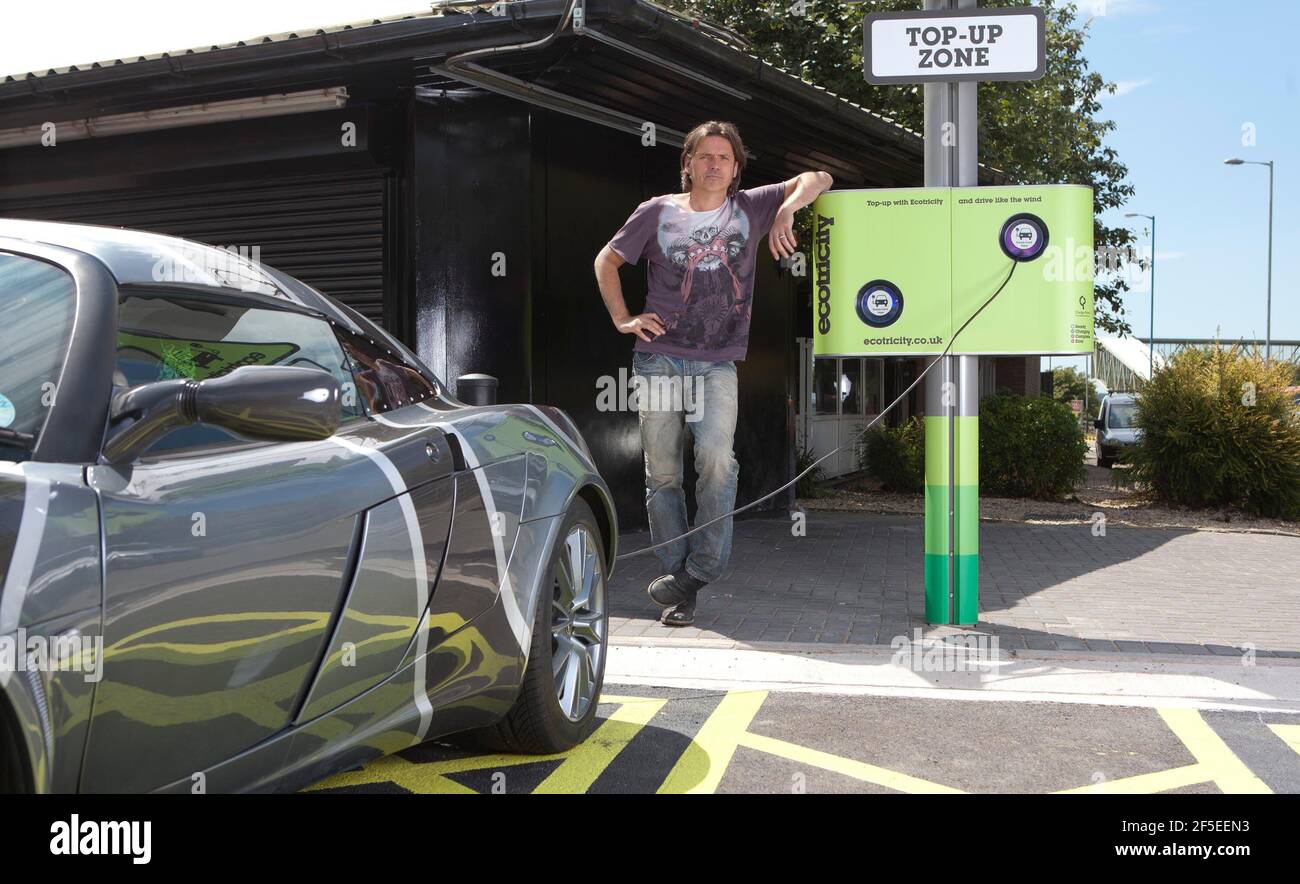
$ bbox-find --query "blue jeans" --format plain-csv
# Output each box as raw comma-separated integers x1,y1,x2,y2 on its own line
632,351,739,583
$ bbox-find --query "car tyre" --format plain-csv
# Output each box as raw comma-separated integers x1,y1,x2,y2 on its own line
0,702,30,794
470,497,608,754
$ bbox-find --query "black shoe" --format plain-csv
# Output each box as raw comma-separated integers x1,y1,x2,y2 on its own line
647,569,706,608
661,595,696,627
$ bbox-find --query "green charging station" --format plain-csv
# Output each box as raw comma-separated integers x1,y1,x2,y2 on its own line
812,184,1094,625
813,185,1094,357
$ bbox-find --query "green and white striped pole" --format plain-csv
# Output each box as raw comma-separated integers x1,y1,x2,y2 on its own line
924,358,979,624
923,0,979,626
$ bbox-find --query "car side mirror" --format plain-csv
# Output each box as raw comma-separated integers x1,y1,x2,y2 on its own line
103,365,341,463
1093,418,1103,429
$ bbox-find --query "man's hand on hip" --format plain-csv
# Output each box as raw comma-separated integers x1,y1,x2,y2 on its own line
616,312,666,342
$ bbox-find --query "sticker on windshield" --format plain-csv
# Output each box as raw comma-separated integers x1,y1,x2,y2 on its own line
116,331,300,383
0,393,14,429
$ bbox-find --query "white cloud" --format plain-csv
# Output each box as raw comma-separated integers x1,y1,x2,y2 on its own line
1101,79,1153,101
1079,0,1163,19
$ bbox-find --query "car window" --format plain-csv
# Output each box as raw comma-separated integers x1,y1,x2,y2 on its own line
335,327,444,415
0,253,76,461
1107,402,1137,429
115,292,362,454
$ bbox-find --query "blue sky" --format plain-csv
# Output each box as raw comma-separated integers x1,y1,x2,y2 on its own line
1080,0,1297,345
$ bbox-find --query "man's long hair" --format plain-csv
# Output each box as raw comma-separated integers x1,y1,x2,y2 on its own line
680,121,747,196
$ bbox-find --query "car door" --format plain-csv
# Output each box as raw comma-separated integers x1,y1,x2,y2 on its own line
291,325,465,726
83,288,454,792
328,324,522,637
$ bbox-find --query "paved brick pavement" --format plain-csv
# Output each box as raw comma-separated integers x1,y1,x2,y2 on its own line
608,511,1300,657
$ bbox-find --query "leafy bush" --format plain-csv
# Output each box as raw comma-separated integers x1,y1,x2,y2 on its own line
863,417,925,493
795,443,827,498
1123,344,1300,519
980,394,1087,499
863,397,1087,499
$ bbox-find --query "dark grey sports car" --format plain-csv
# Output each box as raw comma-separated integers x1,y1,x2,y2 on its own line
0,219,616,793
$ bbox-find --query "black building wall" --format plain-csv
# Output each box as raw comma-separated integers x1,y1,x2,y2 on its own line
0,87,800,536
408,92,533,406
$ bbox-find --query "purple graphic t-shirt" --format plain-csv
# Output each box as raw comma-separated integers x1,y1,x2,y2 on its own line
607,182,787,362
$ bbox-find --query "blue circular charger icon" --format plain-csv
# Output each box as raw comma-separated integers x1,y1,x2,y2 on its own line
856,280,904,328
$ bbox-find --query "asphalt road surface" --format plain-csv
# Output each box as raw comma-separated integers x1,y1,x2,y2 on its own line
308,682,1300,794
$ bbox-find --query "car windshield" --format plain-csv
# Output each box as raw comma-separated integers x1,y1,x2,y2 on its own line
1108,402,1138,429
0,253,76,458
116,292,366,451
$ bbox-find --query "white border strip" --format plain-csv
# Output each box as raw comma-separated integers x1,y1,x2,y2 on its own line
329,435,433,739
604,645,1300,714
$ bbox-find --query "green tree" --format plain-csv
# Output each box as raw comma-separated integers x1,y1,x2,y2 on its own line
1050,365,1089,403
663,0,1137,335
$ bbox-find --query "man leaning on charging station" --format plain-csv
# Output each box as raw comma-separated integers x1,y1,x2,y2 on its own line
593,120,833,627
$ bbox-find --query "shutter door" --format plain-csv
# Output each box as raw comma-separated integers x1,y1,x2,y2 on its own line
0,169,388,323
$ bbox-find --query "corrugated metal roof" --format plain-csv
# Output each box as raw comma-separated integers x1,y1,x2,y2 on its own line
2,8,442,83
0,0,980,180
4,1,922,141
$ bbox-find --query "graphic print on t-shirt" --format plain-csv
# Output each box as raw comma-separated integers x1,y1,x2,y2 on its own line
655,200,753,351
607,181,785,361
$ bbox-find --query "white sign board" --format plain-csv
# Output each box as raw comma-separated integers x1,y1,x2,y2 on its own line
863,6,1045,85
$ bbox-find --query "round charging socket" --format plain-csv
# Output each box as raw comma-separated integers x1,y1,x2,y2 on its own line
999,213,1049,262
855,280,904,328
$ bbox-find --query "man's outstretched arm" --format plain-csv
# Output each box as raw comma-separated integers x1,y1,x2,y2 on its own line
768,170,834,260
594,245,666,343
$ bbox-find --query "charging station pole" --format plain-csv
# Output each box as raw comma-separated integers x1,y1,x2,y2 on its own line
857,0,1049,625
922,0,980,625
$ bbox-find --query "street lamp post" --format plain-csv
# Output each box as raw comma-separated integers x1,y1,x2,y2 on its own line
1225,158,1276,360
1126,212,1156,379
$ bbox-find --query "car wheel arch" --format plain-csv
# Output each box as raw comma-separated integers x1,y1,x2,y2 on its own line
573,484,616,578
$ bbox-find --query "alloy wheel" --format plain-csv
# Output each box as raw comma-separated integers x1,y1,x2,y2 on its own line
550,523,606,722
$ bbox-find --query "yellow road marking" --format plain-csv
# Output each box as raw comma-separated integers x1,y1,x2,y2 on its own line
308,696,1283,796
1057,709,1273,794
1055,764,1207,795
1158,708,1271,794
303,753,477,794
307,694,664,793
1268,723,1300,758
657,690,767,794
738,731,966,794
395,750,567,777
534,697,667,793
